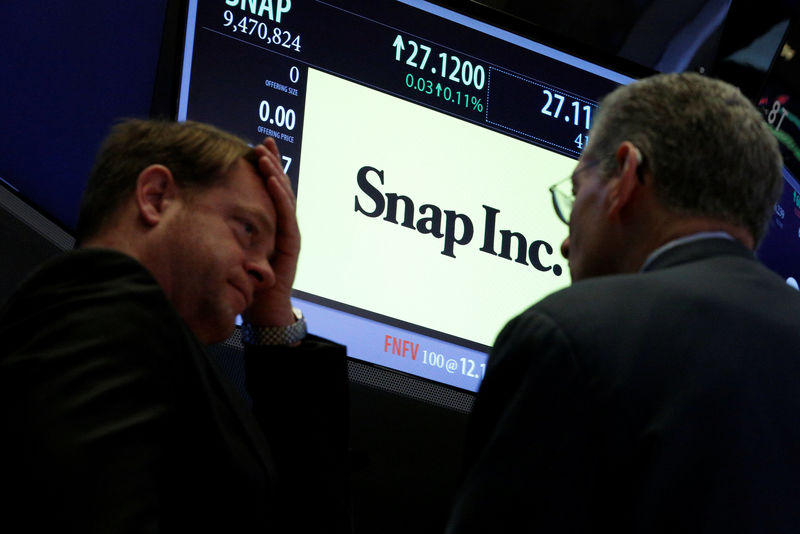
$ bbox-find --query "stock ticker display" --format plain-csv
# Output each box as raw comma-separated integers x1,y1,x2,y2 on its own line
177,0,635,391
756,21,800,288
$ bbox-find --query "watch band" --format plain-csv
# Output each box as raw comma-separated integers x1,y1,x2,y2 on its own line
241,307,307,346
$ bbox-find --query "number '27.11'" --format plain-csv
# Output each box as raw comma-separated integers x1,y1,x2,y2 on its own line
541,89,592,130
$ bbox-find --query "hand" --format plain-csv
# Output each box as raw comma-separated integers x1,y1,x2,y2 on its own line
242,137,300,326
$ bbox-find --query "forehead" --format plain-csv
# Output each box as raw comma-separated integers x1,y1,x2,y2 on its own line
199,158,276,228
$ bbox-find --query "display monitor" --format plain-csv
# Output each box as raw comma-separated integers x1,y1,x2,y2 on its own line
754,20,800,286
4,0,793,404
169,0,648,394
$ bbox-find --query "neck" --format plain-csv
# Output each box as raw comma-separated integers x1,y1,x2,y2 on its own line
622,215,753,273
80,228,141,260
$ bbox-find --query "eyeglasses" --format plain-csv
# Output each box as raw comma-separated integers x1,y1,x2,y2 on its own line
548,175,575,225
548,147,644,226
548,159,601,225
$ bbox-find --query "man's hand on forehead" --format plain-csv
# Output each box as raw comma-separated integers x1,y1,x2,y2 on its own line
242,137,300,327
253,139,285,183
258,138,295,206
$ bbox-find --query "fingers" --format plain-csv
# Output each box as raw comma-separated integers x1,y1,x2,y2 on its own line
263,136,280,160
258,138,299,255
267,174,300,249
257,137,295,207
260,137,283,180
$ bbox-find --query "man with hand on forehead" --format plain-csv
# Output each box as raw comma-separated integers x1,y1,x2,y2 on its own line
0,120,350,533
446,73,800,533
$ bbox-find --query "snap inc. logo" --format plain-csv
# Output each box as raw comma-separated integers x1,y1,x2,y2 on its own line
354,165,563,276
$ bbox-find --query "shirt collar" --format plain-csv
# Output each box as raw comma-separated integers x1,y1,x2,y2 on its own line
640,231,735,272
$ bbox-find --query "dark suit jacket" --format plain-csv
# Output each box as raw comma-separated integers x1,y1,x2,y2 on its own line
446,238,800,533
0,248,350,533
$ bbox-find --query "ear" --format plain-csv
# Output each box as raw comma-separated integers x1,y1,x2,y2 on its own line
135,164,178,227
605,141,643,219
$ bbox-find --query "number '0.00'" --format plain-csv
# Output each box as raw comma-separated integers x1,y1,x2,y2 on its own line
259,100,296,130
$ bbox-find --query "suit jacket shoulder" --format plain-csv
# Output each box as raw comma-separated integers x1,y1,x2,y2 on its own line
0,249,279,532
448,238,800,533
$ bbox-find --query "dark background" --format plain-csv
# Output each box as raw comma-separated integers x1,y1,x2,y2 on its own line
1,2,798,533
2,0,797,233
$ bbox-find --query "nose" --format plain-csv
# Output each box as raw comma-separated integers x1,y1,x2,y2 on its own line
245,257,276,289
560,236,570,259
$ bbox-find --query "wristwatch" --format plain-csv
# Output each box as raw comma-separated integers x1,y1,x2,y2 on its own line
241,307,307,346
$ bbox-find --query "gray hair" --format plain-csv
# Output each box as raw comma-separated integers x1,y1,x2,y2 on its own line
585,72,783,243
